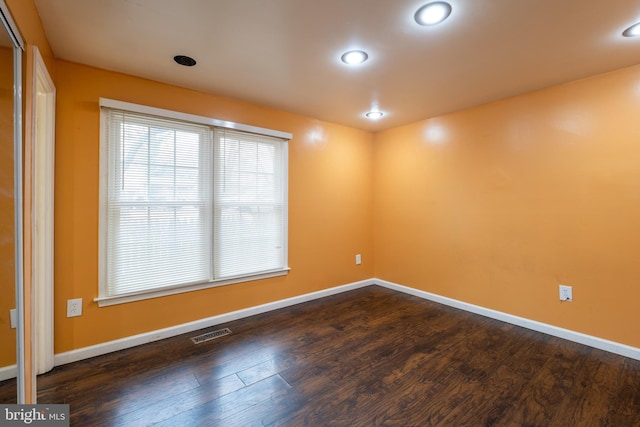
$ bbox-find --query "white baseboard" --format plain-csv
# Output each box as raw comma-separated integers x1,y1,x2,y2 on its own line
54,279,375,367
374,278,640,361
9,276,640,378
0,364,17,382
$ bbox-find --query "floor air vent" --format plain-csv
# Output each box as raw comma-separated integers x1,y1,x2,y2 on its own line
191,328,232,344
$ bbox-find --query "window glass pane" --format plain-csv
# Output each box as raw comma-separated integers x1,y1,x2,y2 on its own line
214,129,285,279
104,110,212,296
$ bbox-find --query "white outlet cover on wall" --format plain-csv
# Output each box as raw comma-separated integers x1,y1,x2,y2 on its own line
67,298,83,317
559,285,572,302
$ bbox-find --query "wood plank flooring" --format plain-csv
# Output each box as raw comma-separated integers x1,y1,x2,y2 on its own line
2,285,640,425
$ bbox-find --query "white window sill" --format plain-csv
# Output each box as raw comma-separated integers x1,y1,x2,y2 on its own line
94,268,290,307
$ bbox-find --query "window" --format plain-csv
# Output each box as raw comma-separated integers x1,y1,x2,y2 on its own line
97,100,289,306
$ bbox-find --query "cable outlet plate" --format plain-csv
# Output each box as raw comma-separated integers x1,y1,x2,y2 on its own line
559,285,572,302
67,298,83,317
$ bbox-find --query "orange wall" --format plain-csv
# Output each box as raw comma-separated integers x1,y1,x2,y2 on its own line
373,64,640,348
0,45,16,367
54,60,374,353
5,0,54,71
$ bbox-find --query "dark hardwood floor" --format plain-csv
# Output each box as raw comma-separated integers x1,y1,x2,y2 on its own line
2,285,640,426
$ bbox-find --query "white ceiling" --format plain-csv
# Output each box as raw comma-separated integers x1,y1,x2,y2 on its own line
33,0,640,132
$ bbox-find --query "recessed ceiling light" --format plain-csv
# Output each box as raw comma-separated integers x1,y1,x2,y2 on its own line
414,1,452,26
365,111,384,120
623,23,640,37
174,55,197,66
341,50,369,65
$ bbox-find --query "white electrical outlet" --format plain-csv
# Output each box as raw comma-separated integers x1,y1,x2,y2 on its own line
355,254,362,265
67,298,83,317
559,285,572,302
9,309,16,329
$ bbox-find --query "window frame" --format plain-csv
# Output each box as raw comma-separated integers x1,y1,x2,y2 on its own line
96,98,291,307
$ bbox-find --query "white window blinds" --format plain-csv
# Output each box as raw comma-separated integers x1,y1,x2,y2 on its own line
214,129,287,279
100,106,288,303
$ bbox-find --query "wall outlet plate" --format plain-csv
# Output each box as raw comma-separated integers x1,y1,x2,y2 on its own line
67,298,83,317
559,285,572,302
355,254,362,265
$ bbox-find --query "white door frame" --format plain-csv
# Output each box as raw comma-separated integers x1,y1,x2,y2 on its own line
32,46,55,378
